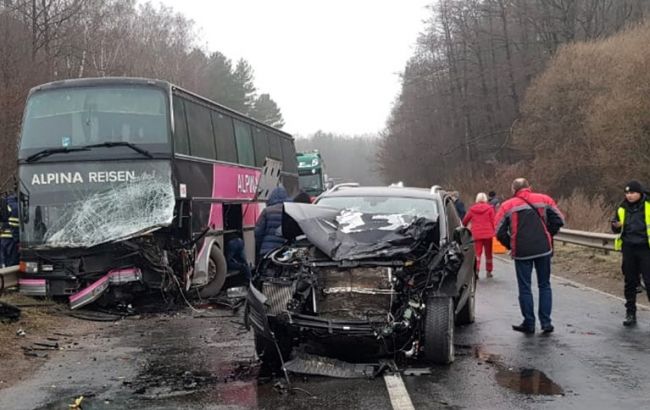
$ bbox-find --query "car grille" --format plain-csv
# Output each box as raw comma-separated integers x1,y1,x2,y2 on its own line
262,282,295,315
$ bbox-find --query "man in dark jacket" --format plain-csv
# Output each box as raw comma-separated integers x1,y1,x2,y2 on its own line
488,191,500,209
495,178,564,334
255,186,290,263
0,194,19,267
452,191,466,220
611,180,650,326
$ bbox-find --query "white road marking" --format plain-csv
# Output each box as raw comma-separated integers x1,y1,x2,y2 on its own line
384,373,415,410
494,255,649,310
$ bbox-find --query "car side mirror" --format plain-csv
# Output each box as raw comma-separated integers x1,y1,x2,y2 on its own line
453,226,470,244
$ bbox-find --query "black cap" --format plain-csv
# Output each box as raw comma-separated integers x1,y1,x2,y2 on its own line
488,191,496,197
625,180,644,194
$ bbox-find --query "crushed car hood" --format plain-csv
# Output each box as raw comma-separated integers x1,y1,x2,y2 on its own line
282,202,437,261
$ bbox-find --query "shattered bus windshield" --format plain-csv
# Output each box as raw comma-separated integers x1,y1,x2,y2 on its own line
19,161,175,248
20,86,169,151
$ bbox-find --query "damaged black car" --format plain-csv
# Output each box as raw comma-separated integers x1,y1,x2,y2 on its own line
246,185,476,366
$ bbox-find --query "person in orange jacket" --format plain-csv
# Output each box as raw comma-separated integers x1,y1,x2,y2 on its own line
463,192,496,278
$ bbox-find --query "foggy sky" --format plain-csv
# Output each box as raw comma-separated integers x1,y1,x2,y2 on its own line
157,0,430,136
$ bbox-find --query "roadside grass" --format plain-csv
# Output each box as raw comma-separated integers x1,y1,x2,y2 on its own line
553,243,624,298
0,292,63,361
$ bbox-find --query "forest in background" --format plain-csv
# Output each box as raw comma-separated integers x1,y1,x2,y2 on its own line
379,0,650,216
3,0,650,230
0,0,284,185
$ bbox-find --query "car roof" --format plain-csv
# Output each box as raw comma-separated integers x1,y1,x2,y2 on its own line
319,185,446,201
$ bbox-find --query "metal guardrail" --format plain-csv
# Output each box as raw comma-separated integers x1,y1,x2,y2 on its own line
0,265,19,291
555,228,617,251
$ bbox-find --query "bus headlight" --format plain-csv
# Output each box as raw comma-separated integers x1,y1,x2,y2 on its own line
20,261,39,273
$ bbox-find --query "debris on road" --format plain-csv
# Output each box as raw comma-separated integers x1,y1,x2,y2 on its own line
0,301,21,322
68,395,84,410
283,352,384,379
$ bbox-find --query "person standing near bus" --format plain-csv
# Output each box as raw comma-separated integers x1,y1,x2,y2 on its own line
463,192,495,278
255,186,290,263
611,180,650,327
0,193,19,267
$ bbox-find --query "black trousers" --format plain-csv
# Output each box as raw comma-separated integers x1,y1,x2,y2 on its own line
622,244,650,313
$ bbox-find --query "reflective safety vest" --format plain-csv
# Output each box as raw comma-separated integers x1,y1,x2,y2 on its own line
1,204,18,239
614,201,650,251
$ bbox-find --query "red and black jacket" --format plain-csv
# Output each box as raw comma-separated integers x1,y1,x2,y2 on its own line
494,188,564,260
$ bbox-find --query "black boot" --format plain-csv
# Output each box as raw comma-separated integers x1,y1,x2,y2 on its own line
623,312,637,327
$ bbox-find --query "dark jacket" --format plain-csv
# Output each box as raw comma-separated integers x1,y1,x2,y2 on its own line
494,188,564,260
612,195,650,247
462,202,495,240
255,187,290,260
454,198,466,220
1,195,19,240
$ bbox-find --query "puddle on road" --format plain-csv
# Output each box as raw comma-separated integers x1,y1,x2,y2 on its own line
496,368,564,395
470,345,564,396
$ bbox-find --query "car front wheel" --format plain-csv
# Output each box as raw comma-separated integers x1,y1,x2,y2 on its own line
424,296,455,364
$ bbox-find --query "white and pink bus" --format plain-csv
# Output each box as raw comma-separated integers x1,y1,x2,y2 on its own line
15,77,298,308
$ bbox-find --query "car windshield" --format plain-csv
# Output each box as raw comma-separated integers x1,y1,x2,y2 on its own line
20,86,169,151
317,195,439,220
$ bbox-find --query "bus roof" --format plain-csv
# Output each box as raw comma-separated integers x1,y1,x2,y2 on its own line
29,77,293,141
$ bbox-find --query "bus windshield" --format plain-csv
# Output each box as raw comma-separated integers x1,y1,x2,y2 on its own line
20,86,169,151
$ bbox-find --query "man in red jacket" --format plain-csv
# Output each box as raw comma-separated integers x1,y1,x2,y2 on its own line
463,192,495,278
495,178,564,334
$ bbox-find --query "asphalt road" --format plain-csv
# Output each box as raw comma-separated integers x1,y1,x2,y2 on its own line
1,257,650,410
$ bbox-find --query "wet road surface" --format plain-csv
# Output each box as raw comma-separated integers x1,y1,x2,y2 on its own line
2,257,650,409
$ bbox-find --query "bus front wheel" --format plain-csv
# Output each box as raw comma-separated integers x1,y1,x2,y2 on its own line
198,246,227,298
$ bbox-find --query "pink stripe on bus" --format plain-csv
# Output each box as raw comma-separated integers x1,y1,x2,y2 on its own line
69,275,109,303
18,279,46,286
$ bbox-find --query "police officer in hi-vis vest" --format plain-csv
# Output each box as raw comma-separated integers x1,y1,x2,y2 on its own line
0,193,20,267
612,180,650,327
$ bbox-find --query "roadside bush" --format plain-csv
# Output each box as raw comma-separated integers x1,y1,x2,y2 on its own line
513,21,650,202
557,189,613,232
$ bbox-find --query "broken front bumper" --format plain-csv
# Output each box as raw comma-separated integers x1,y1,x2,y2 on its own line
246,284,383,338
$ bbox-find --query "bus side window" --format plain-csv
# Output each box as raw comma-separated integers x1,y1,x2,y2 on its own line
280,137,298,173
212,112,237,163
267,132,282,161
186,101,217,160
253,127,269,167
172,97,190,155
234,120,255,166
223,204,243,232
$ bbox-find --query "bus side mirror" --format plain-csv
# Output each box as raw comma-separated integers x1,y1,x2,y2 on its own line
20,192,29,223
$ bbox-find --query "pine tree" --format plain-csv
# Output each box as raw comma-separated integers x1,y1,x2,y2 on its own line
251,93,285,128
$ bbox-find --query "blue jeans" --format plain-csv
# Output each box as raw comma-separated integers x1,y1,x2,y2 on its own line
514,255,552,329
1,238,19,267
226,238,252,281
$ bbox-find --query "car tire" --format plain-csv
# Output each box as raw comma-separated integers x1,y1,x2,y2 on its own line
424,296,455,364
198,246,227,298
457,273,476,325
254,330,292,371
